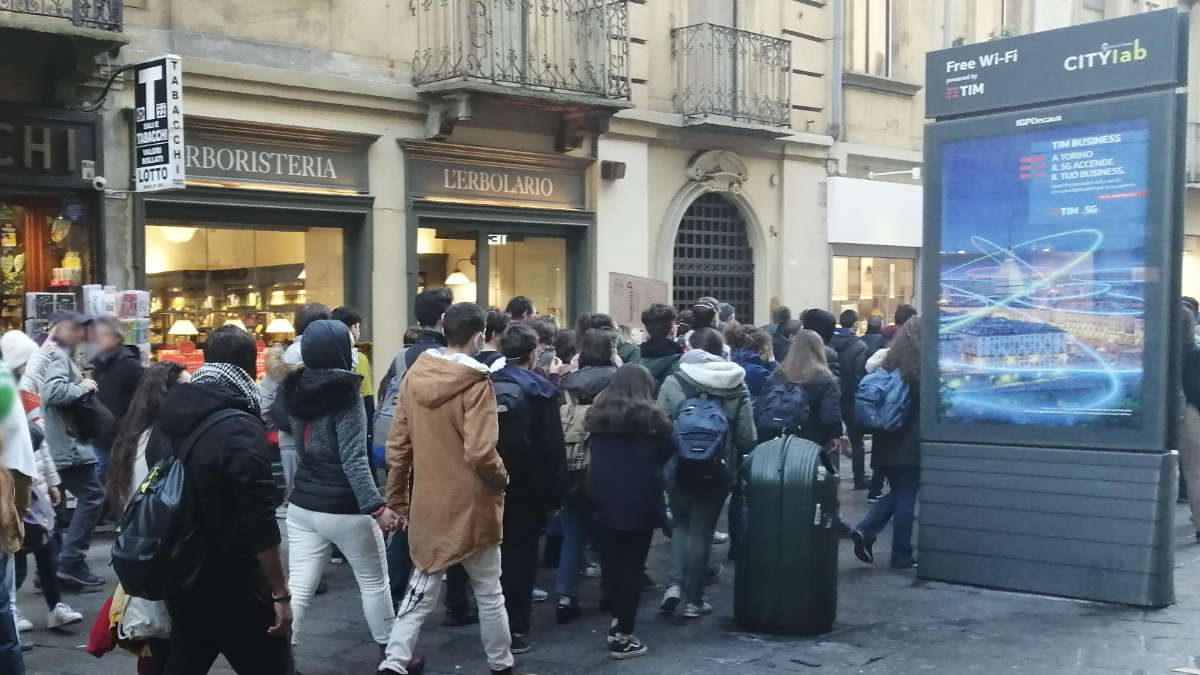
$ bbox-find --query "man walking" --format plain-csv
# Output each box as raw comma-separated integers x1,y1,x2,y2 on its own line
155,325,294,674
830,310,869,489
39,311,105,587
380,303,522,675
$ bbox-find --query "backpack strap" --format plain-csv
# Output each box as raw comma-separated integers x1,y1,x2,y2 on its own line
175,409,254,464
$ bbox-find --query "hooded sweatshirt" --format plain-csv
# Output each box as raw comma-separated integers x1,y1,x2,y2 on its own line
386,349,509,573
284,320,383,516
657,349,757,488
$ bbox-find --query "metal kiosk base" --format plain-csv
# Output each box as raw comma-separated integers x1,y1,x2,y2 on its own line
918,442,1176,608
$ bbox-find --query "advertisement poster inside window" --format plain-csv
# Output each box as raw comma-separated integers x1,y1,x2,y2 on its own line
937,117,1150,429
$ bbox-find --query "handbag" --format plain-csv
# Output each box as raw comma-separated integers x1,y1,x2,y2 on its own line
64,392,116,447
116,592,172,641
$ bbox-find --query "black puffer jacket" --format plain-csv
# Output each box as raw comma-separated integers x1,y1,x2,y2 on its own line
92,344,144,421
285,320,383,516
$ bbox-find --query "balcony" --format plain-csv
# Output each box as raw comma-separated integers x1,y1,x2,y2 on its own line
410,0,630,111
1,0,122,32
671,23,792,137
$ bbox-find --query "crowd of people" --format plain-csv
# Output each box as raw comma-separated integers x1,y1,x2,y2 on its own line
0,290,924,674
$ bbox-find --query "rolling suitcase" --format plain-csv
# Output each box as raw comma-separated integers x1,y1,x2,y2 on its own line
734,435,839,635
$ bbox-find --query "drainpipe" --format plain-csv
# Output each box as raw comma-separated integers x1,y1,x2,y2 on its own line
829,0,845,142
943,0,953,48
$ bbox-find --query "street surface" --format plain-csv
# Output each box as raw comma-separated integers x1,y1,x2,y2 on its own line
20,482,1200,675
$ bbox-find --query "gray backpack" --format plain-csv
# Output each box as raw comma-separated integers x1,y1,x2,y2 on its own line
371,349,410,467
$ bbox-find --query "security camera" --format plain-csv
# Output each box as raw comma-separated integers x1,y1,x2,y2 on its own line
91,176,107,191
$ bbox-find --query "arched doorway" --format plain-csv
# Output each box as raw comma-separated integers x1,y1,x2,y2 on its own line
672,192,755,323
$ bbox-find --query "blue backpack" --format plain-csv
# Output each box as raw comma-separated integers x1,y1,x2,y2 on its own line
854,368,911,432
671,378,730,486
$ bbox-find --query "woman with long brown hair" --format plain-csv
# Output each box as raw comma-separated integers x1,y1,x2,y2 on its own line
106,362,190,513
586,363,673,659
759,330,844,447
852,318,922,569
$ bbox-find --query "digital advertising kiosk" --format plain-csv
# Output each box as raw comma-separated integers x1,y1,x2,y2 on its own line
920,9,1188,606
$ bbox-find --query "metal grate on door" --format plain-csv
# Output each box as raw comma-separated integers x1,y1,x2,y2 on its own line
672,193,755,324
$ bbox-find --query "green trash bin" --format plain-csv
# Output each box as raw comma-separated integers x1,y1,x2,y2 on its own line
734,435,838,635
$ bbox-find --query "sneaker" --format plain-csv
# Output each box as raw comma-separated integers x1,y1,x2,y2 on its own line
56,559,104,587
851,530,875,565
583,562,602,578
711,531,730,545
531,587,549,603
330,554,346,565
46,603,83,629
555,596,581,624
13,607,32,632
866,494,882,504
680,601,713,619
658,585,681,615
510,633,532,654
606,619,618,646
610,635,648,660
443,609,479,627
891,559,918,570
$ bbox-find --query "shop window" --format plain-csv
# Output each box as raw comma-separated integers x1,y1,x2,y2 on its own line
489,235,567,326
1183,236,1200,303
417,227,568,326
831,255,914,331
145,224,344,351
0,195,95,333
848,0,892,77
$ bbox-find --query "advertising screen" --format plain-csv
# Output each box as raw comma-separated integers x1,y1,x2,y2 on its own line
936,115,1155,432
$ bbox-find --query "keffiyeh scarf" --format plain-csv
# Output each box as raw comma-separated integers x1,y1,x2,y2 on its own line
191,362,262,418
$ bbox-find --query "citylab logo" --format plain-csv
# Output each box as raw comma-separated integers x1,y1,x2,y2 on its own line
1063,39,1148,71
1016,115,1063,127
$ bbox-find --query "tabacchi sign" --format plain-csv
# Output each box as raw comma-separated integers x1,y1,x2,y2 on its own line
133,55,184,192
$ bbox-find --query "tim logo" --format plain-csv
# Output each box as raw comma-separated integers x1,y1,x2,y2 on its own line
945,83,985,99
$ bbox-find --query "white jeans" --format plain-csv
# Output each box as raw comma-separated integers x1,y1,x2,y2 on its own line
381,546,513,673
286,504,393,644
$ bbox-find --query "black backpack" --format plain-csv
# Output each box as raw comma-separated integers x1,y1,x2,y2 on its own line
111,408,249,600
754,380,812,443
494,377,536,492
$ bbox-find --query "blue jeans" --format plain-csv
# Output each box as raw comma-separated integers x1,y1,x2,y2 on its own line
56,464,105,566
554,500,593,598
856,466,919,566
0,553,25,674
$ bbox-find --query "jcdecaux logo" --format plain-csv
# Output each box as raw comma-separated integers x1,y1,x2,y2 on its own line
1063,39,1148,71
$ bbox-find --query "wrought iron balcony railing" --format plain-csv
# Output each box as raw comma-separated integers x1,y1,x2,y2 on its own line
410,0,630,103
671,23,791,129
0,0,122,31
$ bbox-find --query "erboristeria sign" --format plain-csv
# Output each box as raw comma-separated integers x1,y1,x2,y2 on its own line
926,9,1185,119
133,55,184,192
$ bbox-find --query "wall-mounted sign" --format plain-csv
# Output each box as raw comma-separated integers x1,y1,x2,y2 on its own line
184,117,374,193
403,140,591,210
134,55,185,192
926,9,1186,119
609,272,668,330
0,107,100,188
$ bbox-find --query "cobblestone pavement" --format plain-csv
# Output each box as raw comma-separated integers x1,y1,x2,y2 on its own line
19,481,1200,675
